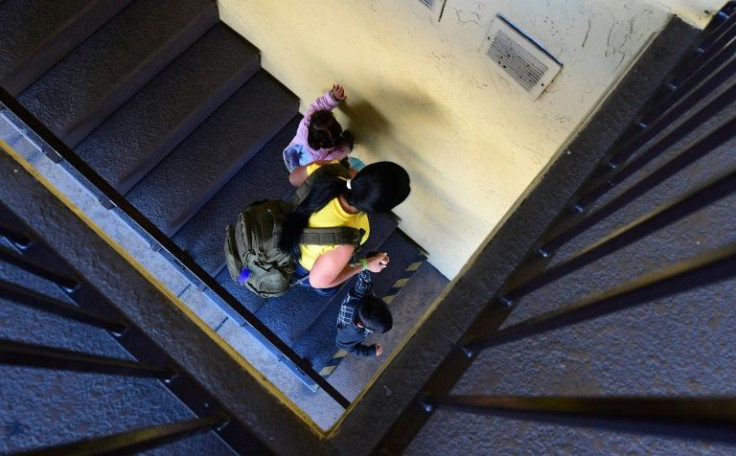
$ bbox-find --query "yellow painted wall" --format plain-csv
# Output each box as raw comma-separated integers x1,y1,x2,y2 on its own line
219,0,719,278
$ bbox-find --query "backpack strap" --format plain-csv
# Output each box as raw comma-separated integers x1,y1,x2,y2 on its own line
288,163,351,208
290,162,364,252
301,226,365,249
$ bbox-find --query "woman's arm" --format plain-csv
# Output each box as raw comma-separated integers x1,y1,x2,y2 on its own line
308,245,358,289
309,246,389,289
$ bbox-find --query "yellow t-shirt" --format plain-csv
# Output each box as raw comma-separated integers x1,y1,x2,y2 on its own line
298,162,370,270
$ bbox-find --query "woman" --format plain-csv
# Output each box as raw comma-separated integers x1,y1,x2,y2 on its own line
279,160,410,294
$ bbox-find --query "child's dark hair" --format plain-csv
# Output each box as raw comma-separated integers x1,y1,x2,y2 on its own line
308,110,343,150
358,294,393,333
278,162,411,259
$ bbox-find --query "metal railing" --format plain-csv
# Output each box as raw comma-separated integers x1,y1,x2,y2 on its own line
377,2,736,453
0,203,270,454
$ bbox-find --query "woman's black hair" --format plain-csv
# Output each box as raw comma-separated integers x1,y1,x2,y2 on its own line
279,161,411,260
307,110,343,150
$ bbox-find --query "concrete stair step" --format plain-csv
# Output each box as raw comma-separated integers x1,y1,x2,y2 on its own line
173,116,297,277
126,71,298,236
16,0,217,147
75,23,261,194
290,230,426,374
211,266,267,319
319,260,448,383
0,0,133,96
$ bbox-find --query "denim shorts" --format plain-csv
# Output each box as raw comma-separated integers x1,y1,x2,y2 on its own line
294,262,339,297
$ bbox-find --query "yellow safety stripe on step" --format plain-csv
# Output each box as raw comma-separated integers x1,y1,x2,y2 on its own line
382,260,424,306
393,278,409,289
320,349,348,377
320,258,424,379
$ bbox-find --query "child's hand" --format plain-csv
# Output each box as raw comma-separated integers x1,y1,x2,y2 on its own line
331,84,347,101
375,344,383,357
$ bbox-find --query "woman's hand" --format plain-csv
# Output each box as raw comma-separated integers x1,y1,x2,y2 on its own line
366,252,390,273
331,84,346,101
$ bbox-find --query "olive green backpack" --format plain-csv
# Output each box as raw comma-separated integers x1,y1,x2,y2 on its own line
224,164,364,298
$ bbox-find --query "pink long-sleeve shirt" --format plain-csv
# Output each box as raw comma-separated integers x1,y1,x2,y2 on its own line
282,91,351,171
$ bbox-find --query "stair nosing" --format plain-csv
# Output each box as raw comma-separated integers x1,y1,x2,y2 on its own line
62,5,219,147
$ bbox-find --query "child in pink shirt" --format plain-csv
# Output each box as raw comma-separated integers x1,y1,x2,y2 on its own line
283,84,355,172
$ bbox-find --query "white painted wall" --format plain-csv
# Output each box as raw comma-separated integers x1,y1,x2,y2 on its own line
219,0,719,279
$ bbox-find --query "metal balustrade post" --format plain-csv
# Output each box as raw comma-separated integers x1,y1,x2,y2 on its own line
0,245,79,291
540,114,736,255
665,17,736,92
607,61,736,171
423,395,736,445
0,280,128,333
0,339,175,379
0,224,34,248
466,242,736,352
503,167,736,302
19,413,231,456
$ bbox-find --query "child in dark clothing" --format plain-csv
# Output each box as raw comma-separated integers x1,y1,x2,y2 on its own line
336,270,392,357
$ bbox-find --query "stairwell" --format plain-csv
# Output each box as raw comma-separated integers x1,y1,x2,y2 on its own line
1,0,735,455
0,0,446,437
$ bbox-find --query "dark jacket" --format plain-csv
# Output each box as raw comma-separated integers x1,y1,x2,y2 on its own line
335,271,376,357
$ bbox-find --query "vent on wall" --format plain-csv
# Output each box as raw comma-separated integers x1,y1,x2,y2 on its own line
484,16,562,100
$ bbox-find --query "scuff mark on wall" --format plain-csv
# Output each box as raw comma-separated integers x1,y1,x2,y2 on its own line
438,0,448,22
582,18,592,47
454,8,482,26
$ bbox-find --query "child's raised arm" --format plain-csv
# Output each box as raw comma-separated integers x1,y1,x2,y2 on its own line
306,84,346,114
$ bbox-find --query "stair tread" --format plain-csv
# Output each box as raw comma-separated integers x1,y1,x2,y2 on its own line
16,0,217,146
0,0,96,77
75,23,261,194
0,0,133,95
126,71,298,236
318,261,447,383
291,230,427,369
174,116,297,276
